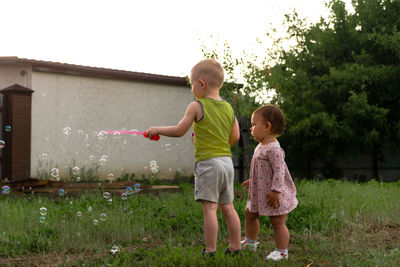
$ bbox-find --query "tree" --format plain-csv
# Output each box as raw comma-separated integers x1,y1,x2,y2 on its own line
257,0,400,178
200,0,400,179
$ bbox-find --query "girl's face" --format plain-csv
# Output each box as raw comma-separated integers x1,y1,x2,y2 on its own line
250,112,270,143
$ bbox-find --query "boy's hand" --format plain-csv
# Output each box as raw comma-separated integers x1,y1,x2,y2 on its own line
145,127,159,138
266,191,280,209
241,179,250,189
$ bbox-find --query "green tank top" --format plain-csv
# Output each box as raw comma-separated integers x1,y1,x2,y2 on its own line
193,98,234,162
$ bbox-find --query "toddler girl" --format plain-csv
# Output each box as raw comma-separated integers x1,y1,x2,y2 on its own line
242,104,298,261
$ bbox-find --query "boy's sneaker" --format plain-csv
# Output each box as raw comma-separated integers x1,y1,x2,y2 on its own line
201,248,215,258
240,239,259,252
265,250,288,261
224,247,242,257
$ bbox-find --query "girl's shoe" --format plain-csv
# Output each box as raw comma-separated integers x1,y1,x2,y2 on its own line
265,250,288,261
240,239,259,252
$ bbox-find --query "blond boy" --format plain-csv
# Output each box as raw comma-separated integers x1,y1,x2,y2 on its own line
146,59,241,256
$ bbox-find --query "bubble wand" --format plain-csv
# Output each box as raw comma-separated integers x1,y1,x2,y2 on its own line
103,130,160,141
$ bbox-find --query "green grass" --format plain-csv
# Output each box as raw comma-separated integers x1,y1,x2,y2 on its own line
1,179,400,266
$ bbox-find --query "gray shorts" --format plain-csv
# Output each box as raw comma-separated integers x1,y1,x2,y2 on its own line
194,156,234,204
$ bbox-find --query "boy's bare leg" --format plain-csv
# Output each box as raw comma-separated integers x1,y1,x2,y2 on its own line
244,208,260,241
220,203,241,251
201,200,218,252
270,214,289,249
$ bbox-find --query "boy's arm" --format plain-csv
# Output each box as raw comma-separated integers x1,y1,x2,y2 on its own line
146,101,201,138
229,117,240,146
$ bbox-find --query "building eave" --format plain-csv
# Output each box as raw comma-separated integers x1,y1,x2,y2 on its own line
0,57,188,86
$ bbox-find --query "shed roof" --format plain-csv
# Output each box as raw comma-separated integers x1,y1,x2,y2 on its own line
0,57,188,86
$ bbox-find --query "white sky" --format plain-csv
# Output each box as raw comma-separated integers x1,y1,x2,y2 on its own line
0,0,353,77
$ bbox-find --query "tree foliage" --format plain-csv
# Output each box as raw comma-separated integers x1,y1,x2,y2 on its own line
203,0,400,179
260,0,400,178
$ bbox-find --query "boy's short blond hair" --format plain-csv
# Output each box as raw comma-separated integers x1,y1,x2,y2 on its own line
191,59,224,89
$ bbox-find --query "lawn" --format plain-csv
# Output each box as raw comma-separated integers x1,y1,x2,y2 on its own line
1,179,400,266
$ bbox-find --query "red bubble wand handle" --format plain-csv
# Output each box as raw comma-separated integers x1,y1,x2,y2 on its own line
143,131,160,141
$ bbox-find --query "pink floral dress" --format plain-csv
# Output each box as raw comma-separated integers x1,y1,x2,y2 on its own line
246,141,298,216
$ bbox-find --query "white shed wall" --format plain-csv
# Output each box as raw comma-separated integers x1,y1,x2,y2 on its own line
31,71,194,180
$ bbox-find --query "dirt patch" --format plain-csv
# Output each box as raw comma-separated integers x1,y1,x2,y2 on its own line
0,243,159,267
340,221,400,250
364,222,400,248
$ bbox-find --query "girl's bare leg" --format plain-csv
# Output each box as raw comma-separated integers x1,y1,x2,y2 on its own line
244,208,260,240
270,214,289,249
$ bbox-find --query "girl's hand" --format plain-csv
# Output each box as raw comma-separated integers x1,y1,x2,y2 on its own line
267,191,280,209
241,179,250,189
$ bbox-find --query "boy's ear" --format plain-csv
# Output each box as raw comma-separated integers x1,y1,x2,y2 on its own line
199,78,206,89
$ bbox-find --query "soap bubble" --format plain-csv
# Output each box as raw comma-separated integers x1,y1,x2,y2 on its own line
149,160,157,167
103,192,111,199
107,198,113,204
97,131,107,140
88,206,92,212
165,144,172,151
76,232,81,238
107,173,114,181
99,157,107,166
126,187,134,196
39,216,46,224
2,186,10,195
76,177,81,182
58,189,65,196
121,192,128,200
0,140,5,149
100,213,107,221
150,166,159,174
71,167,80,176
5,125,12,132
149,160,159,173
110,246,121,255
40,153,48,159
178,168,183,174
40,207,47,216
50,168,59,177
89,155,95,161
77,211,82,217
93,219,99,226
113,132,121,139
63,127,72,135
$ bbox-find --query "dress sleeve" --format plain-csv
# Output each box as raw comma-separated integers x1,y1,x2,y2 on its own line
267,146,286,192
